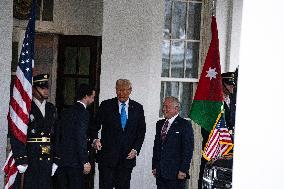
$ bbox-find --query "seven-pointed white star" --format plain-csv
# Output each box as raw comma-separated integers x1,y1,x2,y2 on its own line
205,67,218,80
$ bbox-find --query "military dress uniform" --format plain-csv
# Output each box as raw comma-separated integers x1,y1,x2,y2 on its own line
221,72,236,134
10,74,59,189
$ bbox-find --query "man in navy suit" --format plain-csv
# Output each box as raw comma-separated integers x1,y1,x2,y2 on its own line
152,96,194,189
93,79,146,189
57,84,95,189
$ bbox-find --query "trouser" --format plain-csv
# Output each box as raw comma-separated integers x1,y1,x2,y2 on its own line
57,167,83,189
156,176,186,189
98,164,133,189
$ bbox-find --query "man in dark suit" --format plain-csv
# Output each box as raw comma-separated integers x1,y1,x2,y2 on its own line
10,73,58,189
57,84,95,189
152,96,194,189
92,79,146,189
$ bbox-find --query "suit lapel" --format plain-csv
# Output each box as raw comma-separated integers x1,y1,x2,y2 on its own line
163,116,181,142
113,98,123,131
123,99,134,131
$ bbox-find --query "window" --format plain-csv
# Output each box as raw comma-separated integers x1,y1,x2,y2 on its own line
160,0,202,118
36,0,54,21
56,36,101,114
13,0,54,21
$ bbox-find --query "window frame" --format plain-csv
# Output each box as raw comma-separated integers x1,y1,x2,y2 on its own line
160,0,204,119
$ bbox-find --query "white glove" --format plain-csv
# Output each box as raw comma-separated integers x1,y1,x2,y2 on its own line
17,165,28,173
51,163,58,176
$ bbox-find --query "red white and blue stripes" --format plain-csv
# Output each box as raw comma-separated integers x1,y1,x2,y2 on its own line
3,1,35,188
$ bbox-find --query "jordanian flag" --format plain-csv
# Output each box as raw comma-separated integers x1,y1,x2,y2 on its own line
189,16,224,132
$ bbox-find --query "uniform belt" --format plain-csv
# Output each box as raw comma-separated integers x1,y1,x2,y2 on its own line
27,137,50,143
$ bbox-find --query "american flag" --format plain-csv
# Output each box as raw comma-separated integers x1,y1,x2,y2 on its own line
202,111,233,161
3,0,36,188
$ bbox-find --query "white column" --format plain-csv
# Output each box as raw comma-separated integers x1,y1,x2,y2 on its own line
98,0,164,188
216,0,243,72
97,0,164,189
233,0,284,188
0,0,13,188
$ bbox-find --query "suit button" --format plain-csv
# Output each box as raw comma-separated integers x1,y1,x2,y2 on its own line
39,158,42,161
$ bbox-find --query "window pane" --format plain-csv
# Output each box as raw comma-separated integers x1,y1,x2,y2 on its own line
64,47,77,74
185,42,199,78
79,47,90,75
63,77,75,105
171,40,184,78
166,81,179,98
159,81,193,118
159,81,179,118
78,78,89,86
162,40,170,77
42,0,54,21
172,1,186,39
163,0,171,39
180,82,193,118
159,82,166,117
187,2,202,40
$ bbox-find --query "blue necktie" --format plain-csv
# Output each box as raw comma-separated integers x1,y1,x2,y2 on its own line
120,103,127,129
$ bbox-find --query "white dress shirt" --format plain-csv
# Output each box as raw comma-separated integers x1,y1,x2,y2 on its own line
163,113,179,133
33,97,46,117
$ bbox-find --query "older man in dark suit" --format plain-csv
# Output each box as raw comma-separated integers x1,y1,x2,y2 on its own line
152,96,194,189
92,79,146,189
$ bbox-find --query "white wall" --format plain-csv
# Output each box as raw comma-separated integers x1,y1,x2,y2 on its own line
216,0,242,72
13,0,103,36
0,0,13,188
54,0,103,36
233,0,284,188
98,0,164,188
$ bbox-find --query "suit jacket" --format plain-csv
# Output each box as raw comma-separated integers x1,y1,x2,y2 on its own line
58,102,89,168
93,97,146,168
152,116,194,180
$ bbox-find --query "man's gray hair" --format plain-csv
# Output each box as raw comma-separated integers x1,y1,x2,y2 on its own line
164,96,180,110
116,79,132,90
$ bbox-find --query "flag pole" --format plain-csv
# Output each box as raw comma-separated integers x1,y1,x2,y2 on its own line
212,0,217,16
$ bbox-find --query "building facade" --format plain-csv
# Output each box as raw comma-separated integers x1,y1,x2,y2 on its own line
0,0,242,188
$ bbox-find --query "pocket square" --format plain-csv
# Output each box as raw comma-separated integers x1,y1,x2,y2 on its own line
175,131,180,134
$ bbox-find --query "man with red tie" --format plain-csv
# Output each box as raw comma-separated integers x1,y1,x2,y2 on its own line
152,96,194,189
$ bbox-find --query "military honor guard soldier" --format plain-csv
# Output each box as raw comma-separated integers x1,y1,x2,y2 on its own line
9,73,59,189
221,72,237,135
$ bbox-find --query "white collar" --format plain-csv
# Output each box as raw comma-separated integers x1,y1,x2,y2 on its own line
77,101,87,109
118,99,129,107
166,114,179,125
33,97,46,107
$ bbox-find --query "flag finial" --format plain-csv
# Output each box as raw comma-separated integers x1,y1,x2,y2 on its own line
212,0,217,16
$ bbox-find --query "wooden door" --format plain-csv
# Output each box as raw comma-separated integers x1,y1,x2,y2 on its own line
56,35,101,189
